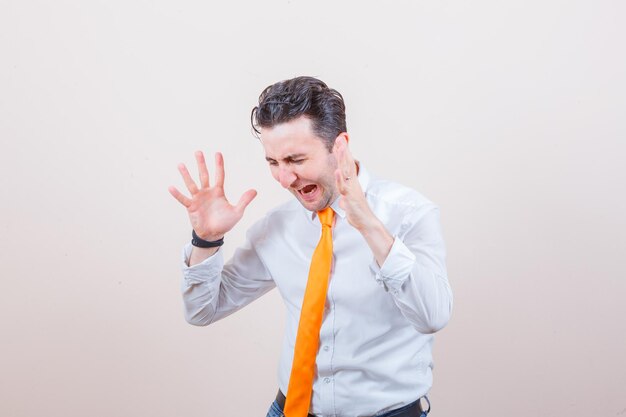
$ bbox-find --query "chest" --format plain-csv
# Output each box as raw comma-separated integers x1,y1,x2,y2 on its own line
256,217,397,314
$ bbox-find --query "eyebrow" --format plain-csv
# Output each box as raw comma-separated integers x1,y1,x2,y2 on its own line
265,153,307,162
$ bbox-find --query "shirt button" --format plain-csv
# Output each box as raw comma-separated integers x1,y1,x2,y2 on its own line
324,377,331,384
323,346,329,352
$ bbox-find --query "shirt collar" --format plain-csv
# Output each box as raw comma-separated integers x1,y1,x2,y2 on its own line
305,161,371,223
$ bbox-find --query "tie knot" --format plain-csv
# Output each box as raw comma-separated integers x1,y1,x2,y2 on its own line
317,207,334,228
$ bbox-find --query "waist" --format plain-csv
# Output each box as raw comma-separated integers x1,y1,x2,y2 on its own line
275,390,428,417
277,336,434,399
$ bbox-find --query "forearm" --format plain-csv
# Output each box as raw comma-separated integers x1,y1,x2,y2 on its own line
357,216,395,267
181,244,223,325
355,211,450,331
180,222,276,326
376,249,453,333
188,245,220,266
373,206,453,333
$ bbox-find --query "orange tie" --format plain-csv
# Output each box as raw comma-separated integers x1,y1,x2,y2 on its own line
284,207,335,417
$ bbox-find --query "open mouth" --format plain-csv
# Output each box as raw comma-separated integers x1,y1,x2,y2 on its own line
299,184,317,195
297,184,319,201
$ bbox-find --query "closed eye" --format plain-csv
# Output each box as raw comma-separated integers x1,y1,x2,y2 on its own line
265,156,306,166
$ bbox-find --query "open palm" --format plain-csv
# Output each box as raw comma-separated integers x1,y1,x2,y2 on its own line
169,151,257,241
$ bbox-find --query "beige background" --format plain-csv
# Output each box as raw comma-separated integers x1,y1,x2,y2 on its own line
1,1,625,416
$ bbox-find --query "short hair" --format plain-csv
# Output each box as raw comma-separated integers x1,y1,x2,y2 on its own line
251,76,347,152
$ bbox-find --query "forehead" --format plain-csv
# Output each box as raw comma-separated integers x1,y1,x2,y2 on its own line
260,117,327,157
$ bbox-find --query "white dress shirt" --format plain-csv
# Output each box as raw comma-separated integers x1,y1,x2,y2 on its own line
180,165,453,417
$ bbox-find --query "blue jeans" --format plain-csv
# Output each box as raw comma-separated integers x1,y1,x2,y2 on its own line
265,400,285,417
265,397,430,417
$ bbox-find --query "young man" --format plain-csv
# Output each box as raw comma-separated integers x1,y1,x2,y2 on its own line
169,76,452,417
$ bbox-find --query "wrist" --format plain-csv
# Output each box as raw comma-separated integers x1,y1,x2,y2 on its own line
192,230,225,248
355,212,384,236
189,245,220,266
358,219,394,267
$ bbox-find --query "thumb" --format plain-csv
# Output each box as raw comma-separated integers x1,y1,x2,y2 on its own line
235,189,258,213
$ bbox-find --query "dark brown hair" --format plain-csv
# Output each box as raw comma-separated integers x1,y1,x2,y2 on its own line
251,76,347,151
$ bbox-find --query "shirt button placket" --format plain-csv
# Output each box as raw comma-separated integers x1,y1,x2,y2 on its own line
318,305,334,416
317,344,334,411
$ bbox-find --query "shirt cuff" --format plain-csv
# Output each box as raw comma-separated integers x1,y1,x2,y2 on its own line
181,243,224,285
369,237,416,294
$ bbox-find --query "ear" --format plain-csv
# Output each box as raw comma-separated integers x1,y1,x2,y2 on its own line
332,132,350,153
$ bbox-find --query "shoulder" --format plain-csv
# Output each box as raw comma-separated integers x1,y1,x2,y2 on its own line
363,171,441,234
264,198,303,225
366,174,437,212
356,165,445,239
246,198,303,242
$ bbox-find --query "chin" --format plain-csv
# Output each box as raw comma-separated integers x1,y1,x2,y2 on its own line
294,194,326,212
299,200,322,212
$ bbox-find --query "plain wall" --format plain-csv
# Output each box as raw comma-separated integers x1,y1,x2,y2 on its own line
1,1,625,416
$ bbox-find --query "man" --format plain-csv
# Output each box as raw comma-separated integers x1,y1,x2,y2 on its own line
169,76,452,417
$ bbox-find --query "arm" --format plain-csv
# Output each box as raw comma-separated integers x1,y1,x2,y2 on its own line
371,204,452,334
333,137,452,333
169,150,263,325
180,221,275,326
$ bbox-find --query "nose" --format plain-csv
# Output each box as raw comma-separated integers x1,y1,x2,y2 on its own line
278,166,297,189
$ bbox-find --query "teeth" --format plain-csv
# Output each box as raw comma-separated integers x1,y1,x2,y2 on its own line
299,185,316,195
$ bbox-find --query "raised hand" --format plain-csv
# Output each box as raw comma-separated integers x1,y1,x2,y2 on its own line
333,137,394,266
333,137,373,231
169,151,257,241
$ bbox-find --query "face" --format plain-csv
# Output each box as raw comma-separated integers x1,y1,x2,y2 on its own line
261,117,340,212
